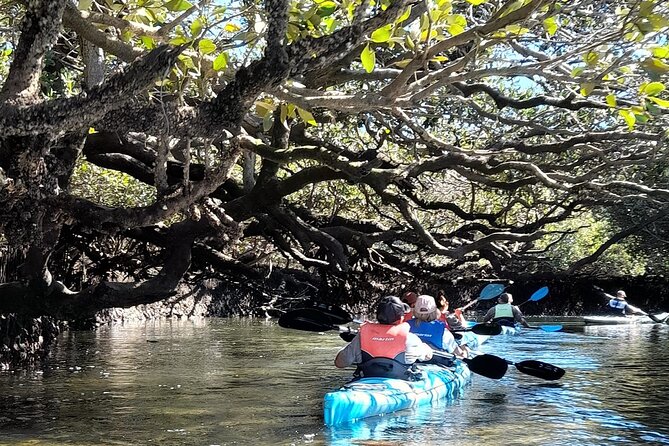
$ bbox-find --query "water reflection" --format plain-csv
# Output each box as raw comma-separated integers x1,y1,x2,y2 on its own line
0,318,668,445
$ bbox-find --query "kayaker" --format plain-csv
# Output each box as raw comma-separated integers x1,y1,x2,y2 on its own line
607,290,646,315
436,290,467,330
408,295,466,357
334,295,433,379
483,293,531,328
402,291,418,320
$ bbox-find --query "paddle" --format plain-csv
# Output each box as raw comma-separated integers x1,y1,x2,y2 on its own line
518,286,550,307
425,352,509,380
592,286,668,323
458,283,508,312
280,308,565,380
526,324,563,332
279,309,502,337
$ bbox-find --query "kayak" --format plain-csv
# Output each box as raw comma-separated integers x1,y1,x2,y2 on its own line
464,321,522,336
583,312,669,325
323,333,487,425
324,360,471,425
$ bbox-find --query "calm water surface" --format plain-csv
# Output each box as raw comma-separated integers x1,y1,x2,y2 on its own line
1,318,668,445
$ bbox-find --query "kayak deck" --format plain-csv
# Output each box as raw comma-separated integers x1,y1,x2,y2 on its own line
323,361,470,426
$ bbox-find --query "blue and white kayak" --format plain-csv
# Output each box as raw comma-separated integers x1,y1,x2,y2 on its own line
323,334,487,425
323,360,471,425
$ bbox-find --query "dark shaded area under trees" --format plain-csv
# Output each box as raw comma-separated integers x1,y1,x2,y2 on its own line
1,0,669,368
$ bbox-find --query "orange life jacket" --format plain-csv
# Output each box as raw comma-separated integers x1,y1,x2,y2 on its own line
358,323,411,379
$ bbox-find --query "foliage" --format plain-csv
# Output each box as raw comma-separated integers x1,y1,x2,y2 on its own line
1,0,669,322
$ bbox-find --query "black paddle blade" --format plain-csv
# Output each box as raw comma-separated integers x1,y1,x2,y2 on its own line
470,323,503,336
304,301,353,325
514,360,565,381
339,331,357,342
463,354,508,379
278,308,337,332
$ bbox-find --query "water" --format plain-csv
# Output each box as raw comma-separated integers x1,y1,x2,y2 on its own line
1,318,668,445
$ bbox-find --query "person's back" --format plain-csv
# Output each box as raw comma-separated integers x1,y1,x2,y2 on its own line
483,293,530,328
334,296,433,380
607,290,628,315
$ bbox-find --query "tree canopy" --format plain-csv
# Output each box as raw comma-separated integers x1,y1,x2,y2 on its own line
1,0,668,319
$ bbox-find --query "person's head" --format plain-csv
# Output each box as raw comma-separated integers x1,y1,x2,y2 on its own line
498,292,513,304
402,291,418,308
376,296,411,325
413,295,439,322
616,290,627,300
435,292,448,311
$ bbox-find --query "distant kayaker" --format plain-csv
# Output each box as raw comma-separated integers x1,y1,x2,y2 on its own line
436,290,467,330
607,290,646,315
483,293,531,328
408,295,467,357
334,295,433,380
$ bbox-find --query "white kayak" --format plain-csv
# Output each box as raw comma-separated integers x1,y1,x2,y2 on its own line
583,312,669,325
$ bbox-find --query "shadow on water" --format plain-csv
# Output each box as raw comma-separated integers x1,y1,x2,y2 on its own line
1,318,668,445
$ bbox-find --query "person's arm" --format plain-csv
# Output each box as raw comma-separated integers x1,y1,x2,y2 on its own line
512,306,531,328
625,303,647,315
334,335,362,368
441,330,461,356
483,307,495,323
405,332,433,363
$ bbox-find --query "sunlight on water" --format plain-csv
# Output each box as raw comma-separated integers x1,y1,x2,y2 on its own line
1,319,668,445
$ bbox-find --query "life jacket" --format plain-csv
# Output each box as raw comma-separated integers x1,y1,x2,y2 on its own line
407,319,447,350
493,303,515,325
358,322,411,379
437,312,452,329
608,298,627,315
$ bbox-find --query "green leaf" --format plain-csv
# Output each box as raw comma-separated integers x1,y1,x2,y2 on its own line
317,1,337,16
606,94,617,107
466,0,486,4
361,44,376,73
648,96,669,108
580,82,595,97
263,113,274,131
297,107,317,126
641,57,669,75
396,6,412,24
255,101,276,118
78,0,93,10
164,0,193,12
570,66,585,77
542,16,558,36
213,53,228,71
190,17,204,37
370,25,393,43
651,46,669,59
584,51,599,66
169,35,190,45
619,109,636,130
641,81,665,96
198,39,217,55
140,35,156,49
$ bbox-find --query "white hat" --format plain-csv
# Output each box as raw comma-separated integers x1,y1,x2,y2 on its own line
616,290,627,299
414,295,437,315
